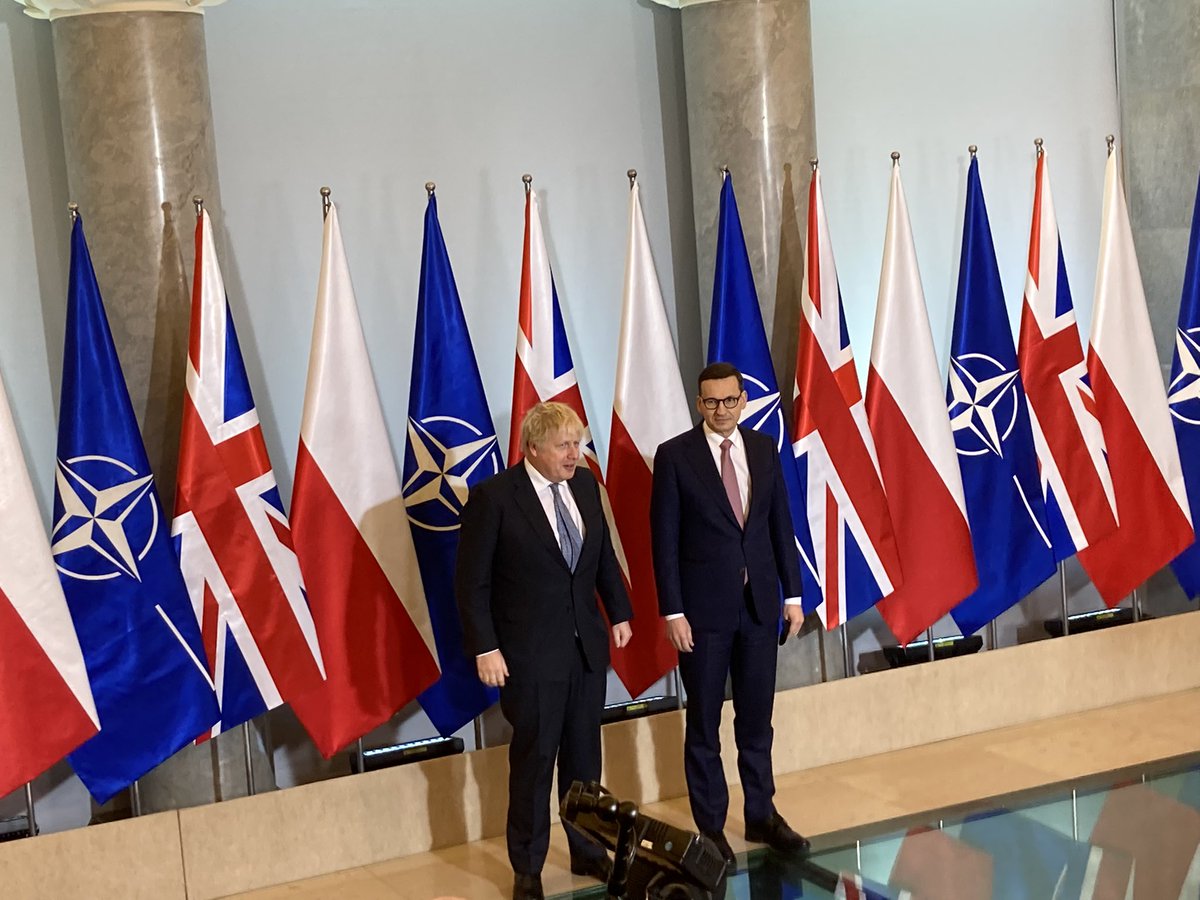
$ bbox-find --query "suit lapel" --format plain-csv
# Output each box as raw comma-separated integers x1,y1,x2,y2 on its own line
567,470,602,556
512,464,570,569
742,426,770,523
682,424,741,528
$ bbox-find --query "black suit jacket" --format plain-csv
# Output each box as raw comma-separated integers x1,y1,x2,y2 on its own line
455,463,632,680
650,423,803,631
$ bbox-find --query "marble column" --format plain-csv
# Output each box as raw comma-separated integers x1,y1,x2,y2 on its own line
1115,0,1200,615
666,0,835,688
15,0,273,813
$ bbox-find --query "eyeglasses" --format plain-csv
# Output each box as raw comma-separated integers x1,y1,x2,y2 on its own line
699,395,742,410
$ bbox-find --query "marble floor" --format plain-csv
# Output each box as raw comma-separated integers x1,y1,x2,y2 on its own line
229,689,1200,899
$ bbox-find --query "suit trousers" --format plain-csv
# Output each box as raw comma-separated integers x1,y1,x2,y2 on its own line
678,588,779,834
499,639,607,876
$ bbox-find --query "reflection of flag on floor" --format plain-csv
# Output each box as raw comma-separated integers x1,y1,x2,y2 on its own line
792,163,901,629
835,872,906,900
960,808,1133,900
1089,783,1200,900
0,365,98,797
289,203,440,758
607,180,690,697
889,826,992,900
708,173,807,580
945,157,1054,635
54,216,219,802
174,209,325,740
403,192,502,736
866,161,977,645
1168,171,1200,598
1017,147,1117,563
1077,148,1194,605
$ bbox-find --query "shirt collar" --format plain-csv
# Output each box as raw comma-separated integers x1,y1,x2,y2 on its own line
524,458,562,492
702,422,744,451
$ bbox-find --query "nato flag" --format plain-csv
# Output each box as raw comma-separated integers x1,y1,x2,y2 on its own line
1168,171,1200,599
946,158,1055,634
403,193,502,736
707,174,813,601
53,217,218,803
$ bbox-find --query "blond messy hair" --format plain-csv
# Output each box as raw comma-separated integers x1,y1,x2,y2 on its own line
521,402,583,452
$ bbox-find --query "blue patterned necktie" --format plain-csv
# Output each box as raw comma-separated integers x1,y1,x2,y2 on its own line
550,482,582,571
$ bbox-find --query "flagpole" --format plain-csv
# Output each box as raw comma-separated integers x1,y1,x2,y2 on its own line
193,194,204,219
816,627,828,683
320,185,332,220
473,716,485,751
130,780,142,816
672,667,684,710
523,173,532,195
1058,562,1071,636
1131,587,1143,622
628,169,637,191
23,783,36,837
241,723,256,796
840,624,852,679
925,628,935,663
986,620,998,651
355,738,365,774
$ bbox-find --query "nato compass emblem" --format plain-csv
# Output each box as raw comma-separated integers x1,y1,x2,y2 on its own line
403,416,503,532
51,455,160,581
947,353,1020,458
740,373,787,451
1169,326,1200,426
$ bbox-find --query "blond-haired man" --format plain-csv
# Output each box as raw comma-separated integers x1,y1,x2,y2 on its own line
456,402,632,900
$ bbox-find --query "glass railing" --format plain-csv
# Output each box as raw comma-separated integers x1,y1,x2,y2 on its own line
551,753,1200,899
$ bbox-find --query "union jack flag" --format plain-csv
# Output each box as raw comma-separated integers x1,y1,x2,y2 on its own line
792,164,901,629
173,209,325,739
1017,147,1117,561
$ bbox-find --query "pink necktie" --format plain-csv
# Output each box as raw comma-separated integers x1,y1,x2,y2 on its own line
720,438,744,528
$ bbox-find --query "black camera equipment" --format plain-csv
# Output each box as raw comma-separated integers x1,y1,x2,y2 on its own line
560,780,728,900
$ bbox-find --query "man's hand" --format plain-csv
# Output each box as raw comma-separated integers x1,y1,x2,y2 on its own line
476,649,509,688
782,604,804,640
612,621,632,648
666,616,694,653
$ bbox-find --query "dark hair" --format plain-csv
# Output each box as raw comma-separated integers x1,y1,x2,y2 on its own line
697,362,743,394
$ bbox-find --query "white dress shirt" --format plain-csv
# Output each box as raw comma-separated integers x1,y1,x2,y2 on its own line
665,425,800,619
524,459,586,545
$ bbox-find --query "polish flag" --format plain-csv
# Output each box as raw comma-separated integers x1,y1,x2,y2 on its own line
0,368,99,796
174,208,326,740
866,160,977,645
1017,147,1117,561
1076,148,1194,604
289,203,440,757
607,180,691,698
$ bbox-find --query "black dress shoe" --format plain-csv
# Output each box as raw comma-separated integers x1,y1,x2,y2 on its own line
569,853,612,883
745,812,811,856
512,871,545,900
700,829,737,871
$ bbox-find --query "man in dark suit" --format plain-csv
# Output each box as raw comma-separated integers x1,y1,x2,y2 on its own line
650,361,809,869
456,401,633,900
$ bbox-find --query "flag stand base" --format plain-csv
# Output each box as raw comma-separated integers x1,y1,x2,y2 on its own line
1042,607,1150,638
882,634,982,668
348,736,464,774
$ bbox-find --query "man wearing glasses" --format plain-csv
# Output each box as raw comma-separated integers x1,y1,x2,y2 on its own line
650,361,808,871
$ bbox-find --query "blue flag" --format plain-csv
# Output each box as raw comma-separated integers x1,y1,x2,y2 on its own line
707,174,813,601
52,218,218,803
960,809,1100,899
1168,171,1200,599
403,194,503,736
946,159,1055,634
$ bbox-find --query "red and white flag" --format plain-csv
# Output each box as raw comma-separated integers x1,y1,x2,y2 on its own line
1017,148,1118,560
607,181,691,697
1076,149,1194,604
174,209,326,740
866,161,977,645
290,203,440,757
793,164,902,630
0,368,98,795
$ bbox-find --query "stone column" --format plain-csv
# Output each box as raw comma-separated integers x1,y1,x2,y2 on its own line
1115,0,1200,614
663,0,833,687
14,0,272,813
